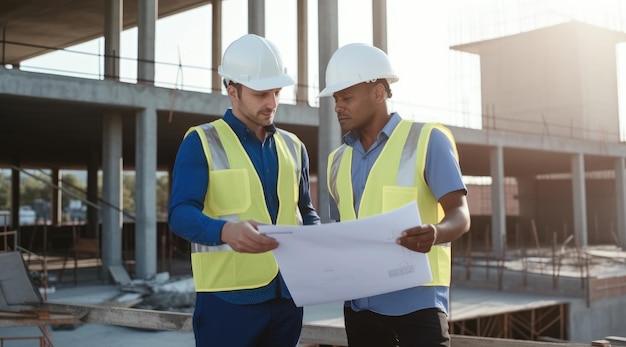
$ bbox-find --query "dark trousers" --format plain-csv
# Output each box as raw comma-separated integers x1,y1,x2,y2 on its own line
193,293,303,347
344,306,450,347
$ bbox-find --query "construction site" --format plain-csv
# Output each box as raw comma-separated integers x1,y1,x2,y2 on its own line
2,208,626,346
2,0,626,346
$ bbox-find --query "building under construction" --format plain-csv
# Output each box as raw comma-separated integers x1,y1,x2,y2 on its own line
1,0,625,344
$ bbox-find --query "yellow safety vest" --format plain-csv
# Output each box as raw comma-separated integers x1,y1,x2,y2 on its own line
186,119,302,292
327,120,458,287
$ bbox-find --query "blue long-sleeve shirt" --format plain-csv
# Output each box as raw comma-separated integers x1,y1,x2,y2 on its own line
168,109,320,304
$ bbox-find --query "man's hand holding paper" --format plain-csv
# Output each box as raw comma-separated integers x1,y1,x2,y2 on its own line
258,201,432,307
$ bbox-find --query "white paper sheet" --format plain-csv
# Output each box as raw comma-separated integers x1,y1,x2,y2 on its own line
259,202,432,307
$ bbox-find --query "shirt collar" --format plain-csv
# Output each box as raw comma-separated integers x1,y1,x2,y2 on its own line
343,112,402,146
223,109,277,141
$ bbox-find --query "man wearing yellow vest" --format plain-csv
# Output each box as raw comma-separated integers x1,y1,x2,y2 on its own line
319,43,471,347
168,34,320,347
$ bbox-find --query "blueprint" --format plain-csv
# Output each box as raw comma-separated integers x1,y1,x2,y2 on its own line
259,202,433,307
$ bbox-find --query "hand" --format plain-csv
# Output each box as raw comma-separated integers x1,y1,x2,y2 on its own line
396,224,437,253
220,219,279,253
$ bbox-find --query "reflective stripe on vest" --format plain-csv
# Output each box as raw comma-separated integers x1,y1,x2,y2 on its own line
327,121,456,287
186,119,302,292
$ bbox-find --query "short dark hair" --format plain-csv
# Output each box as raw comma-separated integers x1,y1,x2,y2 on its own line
224,80,243,97
368,79,393,98
379,79,393,98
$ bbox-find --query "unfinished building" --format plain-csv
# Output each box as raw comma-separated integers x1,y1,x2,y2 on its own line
0,0,625,343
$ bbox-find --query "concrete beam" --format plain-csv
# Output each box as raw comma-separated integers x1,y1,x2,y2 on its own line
0,69,318,126
450,125,626,158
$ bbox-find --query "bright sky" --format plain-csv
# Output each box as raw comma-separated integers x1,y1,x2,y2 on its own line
18,0,626,138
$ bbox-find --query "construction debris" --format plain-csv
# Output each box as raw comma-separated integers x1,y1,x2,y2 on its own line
109,273,195,313
0,252,87,345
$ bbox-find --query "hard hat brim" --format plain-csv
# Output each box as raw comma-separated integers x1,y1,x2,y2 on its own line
240,74,295,91
318,80,360,98
318,76,399,98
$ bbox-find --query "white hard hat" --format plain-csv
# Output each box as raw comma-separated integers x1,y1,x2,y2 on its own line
318,43,399,97
218,34,295,91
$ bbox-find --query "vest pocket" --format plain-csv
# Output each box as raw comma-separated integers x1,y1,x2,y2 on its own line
382,186,418,213
424,245,452,286
208,169,251,215
191,251,278,291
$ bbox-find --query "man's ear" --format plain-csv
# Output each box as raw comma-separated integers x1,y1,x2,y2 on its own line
372,82,387,103
227,84,238,101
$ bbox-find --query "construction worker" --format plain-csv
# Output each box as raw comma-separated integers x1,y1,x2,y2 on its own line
168,34,320,347
319,43,471,347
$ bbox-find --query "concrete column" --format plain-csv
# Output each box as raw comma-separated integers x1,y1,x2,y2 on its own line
516,176,536,220
372,0,387,51
102,113,124,279
615,157,626,248
10,166,19,230
1,27,5,66
87,151,100,239
248,0,265,36
571,153,588,247
137,0,157,84
211,0,223,93
296,0,308,105
104,0,123,80
51,168,62,224
317,0,340,222
135,107,158,279
490,146,506,257
516,176,536,242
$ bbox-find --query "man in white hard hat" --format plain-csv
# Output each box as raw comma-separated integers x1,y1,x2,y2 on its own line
320,43,471,347
169,34,320,347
